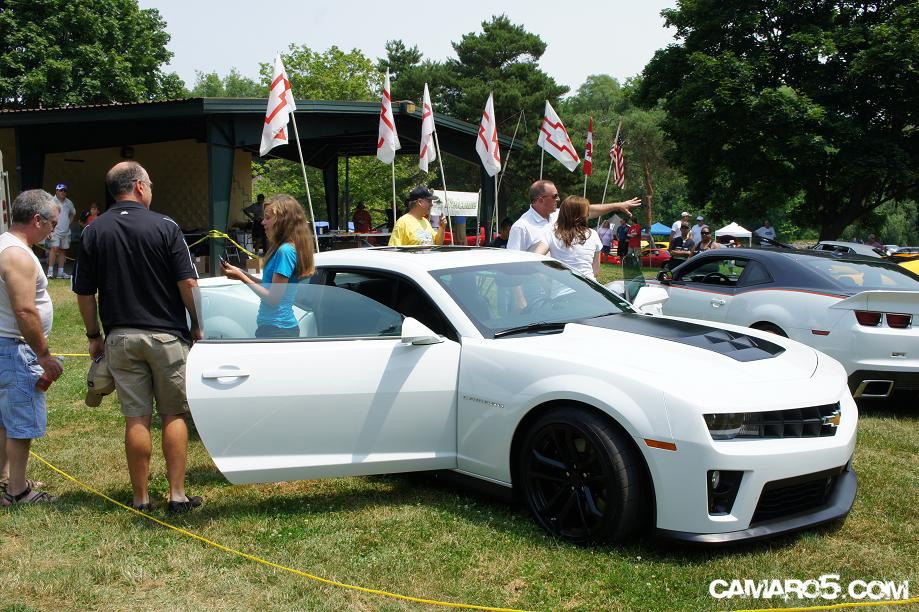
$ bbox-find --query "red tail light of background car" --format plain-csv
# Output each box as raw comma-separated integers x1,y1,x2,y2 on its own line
854,310,912,328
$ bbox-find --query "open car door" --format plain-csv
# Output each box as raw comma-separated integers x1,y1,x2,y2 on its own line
186,280,460,484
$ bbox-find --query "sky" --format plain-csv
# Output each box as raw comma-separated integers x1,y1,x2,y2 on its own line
139,0,679,94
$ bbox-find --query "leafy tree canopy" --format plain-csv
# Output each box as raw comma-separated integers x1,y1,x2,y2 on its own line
384,15,570,215
261,44,380,101
637,0,919,239
0,0,185,108
190,68,261,98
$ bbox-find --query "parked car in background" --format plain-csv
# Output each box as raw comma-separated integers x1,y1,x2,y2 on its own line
188,247,856,545
812,241,888,258
603,246,673,268
633,248,919,400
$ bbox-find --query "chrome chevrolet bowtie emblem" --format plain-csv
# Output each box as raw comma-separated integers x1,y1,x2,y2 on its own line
822,410,841,427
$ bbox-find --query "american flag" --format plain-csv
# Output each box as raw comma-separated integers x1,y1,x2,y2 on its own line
609,134,624,189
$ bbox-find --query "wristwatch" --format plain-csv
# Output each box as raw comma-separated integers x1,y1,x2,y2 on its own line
86,331,102,339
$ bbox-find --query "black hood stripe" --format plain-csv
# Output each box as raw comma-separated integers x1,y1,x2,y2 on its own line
578,314,785,362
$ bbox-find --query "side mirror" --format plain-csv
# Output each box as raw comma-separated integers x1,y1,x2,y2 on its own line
632,286,670,315
401,317,443,345
657,270,673,285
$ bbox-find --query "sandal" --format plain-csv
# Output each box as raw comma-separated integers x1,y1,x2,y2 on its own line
0,478,44,494
167,495,203,514
2,486,57,507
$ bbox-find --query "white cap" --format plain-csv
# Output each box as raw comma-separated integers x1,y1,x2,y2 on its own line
681,211,689,216
696,215,704,220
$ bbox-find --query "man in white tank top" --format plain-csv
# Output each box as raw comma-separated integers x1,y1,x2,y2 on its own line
0,189,62,506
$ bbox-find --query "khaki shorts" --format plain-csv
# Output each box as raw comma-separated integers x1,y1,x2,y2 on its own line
48,234,70,249
106,328,190,418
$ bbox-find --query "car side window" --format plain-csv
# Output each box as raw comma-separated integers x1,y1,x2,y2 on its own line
194,282,402,341
737,260,772,286
324,269,457,342
675,257,746,286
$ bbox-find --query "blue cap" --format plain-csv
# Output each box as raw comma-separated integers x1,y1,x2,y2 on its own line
55,183,67,191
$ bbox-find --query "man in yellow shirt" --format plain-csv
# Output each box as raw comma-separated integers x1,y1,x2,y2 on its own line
388,186,445,247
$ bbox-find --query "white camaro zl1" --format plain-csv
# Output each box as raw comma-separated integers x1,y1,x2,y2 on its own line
187,247,857,544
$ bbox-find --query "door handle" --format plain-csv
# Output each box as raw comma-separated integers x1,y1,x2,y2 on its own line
202,369,251,379
710,299,725,307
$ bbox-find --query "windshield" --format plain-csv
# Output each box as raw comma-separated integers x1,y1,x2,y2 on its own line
431,260,632,337
791,256,919,291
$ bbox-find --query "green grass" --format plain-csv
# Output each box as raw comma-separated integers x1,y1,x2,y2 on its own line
1,278,917,611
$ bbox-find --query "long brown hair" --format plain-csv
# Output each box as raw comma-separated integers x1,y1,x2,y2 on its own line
554,196,591,248
264,194,315,279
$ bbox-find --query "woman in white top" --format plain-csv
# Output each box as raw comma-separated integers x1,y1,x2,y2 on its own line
534,196,603,280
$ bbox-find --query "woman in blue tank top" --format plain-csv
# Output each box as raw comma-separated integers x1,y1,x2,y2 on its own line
221,194,315,338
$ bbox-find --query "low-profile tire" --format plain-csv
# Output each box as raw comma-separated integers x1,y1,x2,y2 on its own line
517,406,647,544
750,322,787,337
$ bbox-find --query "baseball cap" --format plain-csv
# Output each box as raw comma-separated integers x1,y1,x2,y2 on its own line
85,355,115,407
696,215,704,220
55,183,68,191
406,185,435,203
681,211,689,216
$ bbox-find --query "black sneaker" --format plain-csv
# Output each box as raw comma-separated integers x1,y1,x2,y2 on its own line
167,495,203,514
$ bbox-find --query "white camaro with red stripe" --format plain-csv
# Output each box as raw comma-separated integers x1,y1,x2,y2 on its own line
187,247,856,545
633,247,919,400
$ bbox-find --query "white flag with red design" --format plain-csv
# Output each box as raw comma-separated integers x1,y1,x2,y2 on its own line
583,117,593,176
475,93,501,176
537,101,580,172
376,70,401,164
260,54,296,156
419,83,436,172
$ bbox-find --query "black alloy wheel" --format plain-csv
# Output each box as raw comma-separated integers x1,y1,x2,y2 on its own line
518,406,646,544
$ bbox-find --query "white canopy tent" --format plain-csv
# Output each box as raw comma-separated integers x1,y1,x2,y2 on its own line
715,222,752,244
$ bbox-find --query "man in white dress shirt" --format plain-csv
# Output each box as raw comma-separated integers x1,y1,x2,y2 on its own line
507,180,641,252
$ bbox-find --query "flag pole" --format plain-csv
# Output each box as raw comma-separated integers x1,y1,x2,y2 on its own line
583,174,588,198
390,161,397,231
432,129,454,241
289,112,320,252
598,118,623,229
497,109,524,193
539,149,544,180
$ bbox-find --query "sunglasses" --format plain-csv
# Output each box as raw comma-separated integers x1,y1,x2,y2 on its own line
701,231,711,235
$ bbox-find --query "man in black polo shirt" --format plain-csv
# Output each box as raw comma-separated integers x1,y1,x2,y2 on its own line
73,161,203,513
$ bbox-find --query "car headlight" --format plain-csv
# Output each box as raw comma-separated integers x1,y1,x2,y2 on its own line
703,413,746,440
704,404,841,440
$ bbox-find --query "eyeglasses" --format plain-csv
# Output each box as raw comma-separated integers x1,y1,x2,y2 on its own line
136,179,153,188
542,193,560,201
701,232,711,235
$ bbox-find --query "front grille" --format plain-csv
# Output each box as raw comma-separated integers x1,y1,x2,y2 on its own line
739,403,840,438
752,466,844,523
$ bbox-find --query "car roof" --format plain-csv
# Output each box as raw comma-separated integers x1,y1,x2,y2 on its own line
313,246,545,272
677,246,906,293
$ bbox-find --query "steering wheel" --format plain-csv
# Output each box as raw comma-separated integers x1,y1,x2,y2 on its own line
520,296,552,314
701,272,729,285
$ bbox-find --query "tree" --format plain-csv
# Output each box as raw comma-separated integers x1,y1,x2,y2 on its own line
637,0,919,239
384,16,570,217
260,44,379,101
190,68,261,98
0,0,185,108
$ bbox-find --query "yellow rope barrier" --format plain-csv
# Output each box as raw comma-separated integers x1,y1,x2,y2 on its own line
186,229,257,258
27,451,530,612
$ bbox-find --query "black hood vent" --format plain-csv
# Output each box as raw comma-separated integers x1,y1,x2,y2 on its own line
578,314,785,362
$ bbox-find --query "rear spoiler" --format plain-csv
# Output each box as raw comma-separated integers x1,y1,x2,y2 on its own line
828,290,919,314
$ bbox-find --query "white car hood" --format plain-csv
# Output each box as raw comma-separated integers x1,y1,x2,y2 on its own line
499,314,818,385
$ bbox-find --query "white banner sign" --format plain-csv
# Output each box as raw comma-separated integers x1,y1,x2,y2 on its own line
431,189,480,217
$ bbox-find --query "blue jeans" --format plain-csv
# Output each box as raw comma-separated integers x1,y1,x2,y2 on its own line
0,338,46,439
